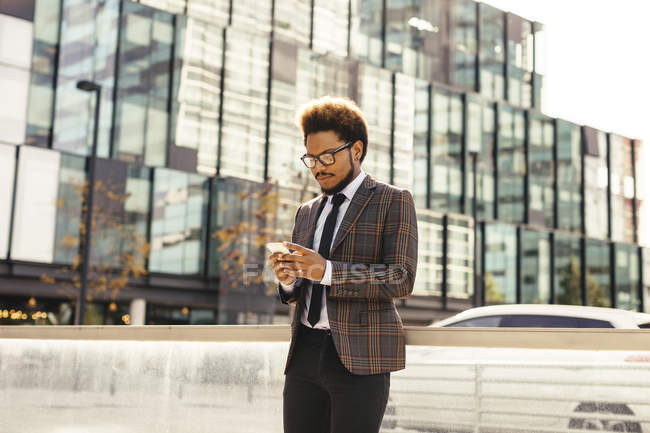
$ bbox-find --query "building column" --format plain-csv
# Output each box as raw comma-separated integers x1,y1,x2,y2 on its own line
129,298,146,325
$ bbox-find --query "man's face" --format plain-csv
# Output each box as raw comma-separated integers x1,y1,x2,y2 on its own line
305,130,361,195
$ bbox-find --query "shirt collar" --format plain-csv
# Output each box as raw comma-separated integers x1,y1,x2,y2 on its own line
325,168,366,204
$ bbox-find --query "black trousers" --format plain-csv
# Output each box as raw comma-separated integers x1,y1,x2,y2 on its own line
283,324,390,433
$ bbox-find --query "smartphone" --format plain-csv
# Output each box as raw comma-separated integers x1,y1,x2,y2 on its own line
266,242,291,255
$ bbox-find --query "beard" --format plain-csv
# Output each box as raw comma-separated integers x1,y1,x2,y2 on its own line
320,153,356,195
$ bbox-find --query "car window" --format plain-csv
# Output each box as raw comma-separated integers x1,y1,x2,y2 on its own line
446,316,504,327
501,315,614,328
638,323,650,329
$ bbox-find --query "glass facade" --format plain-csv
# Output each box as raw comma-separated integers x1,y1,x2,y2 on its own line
149,168,209,274
355,63,392,184
350,0,383,67
392,73,415,190
521,229,551,304
412,79,430,209
479,3,505,100
0,13,32,146
312,0,349,57
641,248,650,312
452,0,477,90
413,209,444,298
556,120,582,232
52,0,119,158
484,223,517,304
506,13,533,108
614,243,640,311
585,238,611,307
466,98,496,219
10,146,85,264
583,127,609,239
219,27,269,181
528,113,554,227
554,233,582,305
610,134,636,243
446,214,474,301
169,17,224,175
114,1,173,167
0,0,646,324
431,87,463,214
0,144,16,259
497,105,526,223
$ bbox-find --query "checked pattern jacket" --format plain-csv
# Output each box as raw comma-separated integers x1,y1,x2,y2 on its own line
278,173,418,375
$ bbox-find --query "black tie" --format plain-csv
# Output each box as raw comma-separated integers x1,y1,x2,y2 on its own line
308,193,346,327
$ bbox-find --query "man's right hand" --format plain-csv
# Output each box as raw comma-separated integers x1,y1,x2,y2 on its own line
269,252,297,286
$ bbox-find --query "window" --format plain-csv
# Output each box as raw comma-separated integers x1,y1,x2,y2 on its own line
452,0,477,90
528,114,554,227
413,79,430,209
554,233,582,305
610,135,636,243
583,127,608,239
352,0,384,67
479,3,505,100
113,1,174,167
502,315,613,328
393,73,415,190
447,315,503,327
219,27,269,181
641,248,650,312
614,244,640,311
384,0,445,80
507,14,533,108
431,88,464,214
313,0,348,57
484,223,517,303
0,65,29,145
413,209,444,298
52,0,119,157
0,13,33,68
11,146,85,264
446,215,474,300
585,239,612,307
230,0,271,35
556,120,582,232
466,99,496,219
186,0,230,29
91,160,151,271
0,144,16,259
521,229,551,304
274,0,311,46
498,106,526,223
149,168,209,275
170,17,224,175
355,64,393,184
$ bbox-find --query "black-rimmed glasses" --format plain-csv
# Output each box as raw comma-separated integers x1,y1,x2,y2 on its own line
300,141,354,168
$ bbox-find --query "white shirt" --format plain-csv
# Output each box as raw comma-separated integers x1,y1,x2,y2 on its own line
280,169,366,329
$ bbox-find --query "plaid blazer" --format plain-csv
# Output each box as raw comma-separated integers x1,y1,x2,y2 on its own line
278,173,418,375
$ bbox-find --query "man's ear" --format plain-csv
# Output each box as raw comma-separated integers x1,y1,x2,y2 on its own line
353,140,363,160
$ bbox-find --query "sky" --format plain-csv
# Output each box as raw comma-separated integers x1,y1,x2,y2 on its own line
481,0,650,247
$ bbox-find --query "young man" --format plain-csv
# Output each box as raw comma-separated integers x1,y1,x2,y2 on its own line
269,96,418,433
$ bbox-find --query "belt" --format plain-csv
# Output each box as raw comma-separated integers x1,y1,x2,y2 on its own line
299,323,331,336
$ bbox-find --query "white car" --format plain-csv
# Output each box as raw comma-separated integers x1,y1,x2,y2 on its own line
429,304,650,329
385,305,650,433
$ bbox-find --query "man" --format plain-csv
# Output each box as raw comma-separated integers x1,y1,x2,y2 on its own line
269,96,418,433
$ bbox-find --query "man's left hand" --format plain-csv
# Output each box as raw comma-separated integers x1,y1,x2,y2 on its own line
280,241,327,282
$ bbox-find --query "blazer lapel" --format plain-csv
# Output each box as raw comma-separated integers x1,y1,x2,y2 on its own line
329,174,377,256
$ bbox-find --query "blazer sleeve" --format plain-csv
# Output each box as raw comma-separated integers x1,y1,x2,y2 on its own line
328,188,418,301
278,204,305,305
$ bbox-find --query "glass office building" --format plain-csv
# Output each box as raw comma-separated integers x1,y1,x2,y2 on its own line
0,0,646,326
